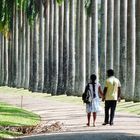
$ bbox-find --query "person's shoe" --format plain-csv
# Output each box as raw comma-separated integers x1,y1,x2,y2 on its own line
102,122,108,125
86,123,90,127
110,122,114,126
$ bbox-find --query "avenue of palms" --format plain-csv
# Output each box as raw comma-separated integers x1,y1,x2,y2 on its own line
0,0,140,102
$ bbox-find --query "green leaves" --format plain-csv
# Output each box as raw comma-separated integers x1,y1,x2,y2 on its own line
56,0,64,5
85,0,92,17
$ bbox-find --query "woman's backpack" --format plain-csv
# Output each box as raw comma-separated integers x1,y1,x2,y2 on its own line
82,83,96,104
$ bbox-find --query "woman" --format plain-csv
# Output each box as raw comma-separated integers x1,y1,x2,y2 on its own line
84,74,103,127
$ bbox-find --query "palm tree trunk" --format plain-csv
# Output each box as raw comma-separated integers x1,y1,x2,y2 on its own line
48,0,54,93
78,0,86,95
75,0,80,95
63,0,69,94
125,0,136,101
113,0,120,78
106,0,114,70
86,16,91,83
1,35,4,85
57,4,64,95
67,0,75,96
38,0,44,92
134,0,140,102
120,0,127,98
91,0,98,76
44,0,50,93
52,0,59,95
24,16,30,89
0,34,2,85
100,0,107,87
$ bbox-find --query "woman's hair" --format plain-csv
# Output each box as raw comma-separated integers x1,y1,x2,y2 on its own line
90,74,96,82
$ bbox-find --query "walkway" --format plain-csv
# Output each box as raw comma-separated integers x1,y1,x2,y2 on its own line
0,91,140,139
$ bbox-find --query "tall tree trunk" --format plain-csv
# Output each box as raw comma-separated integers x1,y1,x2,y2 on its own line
113,0,120,78
4,37,8,85
67,0,75,96
32,17,39,92
24,16,30,89
57,4,64,95
125,0,136,101
44,0,50,93
75,0,80,95
1,35,4,85
106,0,114,70
78,0,86,95
134,0,140,102
120,0,127,98
17,8,22,88
63,0,69,94
38,1,44,92
0,34,2,85
29,26,34,91
52,0,59,95
91,0,98,76
48,0,54,93
86,16,91,83
15,3,19,86
22,9,26,87
100,0,107,87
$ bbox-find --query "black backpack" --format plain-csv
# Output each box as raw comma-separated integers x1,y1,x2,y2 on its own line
82,83,96,104
82,90,91,104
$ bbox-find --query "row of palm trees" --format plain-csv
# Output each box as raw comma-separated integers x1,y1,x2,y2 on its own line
0,0,139,102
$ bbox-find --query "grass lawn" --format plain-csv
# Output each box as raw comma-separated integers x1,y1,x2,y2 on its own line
0,102,40,139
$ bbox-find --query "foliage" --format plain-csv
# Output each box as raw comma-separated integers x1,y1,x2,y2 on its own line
0,0,14,37
85,0,92,16
56,0,64,5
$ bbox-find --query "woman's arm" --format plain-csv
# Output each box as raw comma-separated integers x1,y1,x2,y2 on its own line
98,86,103,98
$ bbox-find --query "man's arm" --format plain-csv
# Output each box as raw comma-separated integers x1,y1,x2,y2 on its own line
118,87,121,102
102,87,107,101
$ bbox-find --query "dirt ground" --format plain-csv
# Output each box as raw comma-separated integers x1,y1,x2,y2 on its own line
0,92,140,139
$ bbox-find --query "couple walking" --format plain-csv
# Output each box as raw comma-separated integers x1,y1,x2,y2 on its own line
84,69,121,127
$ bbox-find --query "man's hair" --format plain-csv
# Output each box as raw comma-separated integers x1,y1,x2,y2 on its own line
107,69,114,77
90,74,96,82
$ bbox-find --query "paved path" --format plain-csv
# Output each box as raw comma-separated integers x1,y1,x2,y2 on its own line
0,92,140,139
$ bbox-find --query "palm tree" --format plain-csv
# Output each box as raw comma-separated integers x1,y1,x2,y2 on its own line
99,0,107,87
120,0,127,98
78,0,86,95
24,15,30,89
52,0,59,95
113,0,120,78
63,0,69,94
106,0,114,70
134,0,140,102
38,0,44,92
4,37,8,85
43,0,50,92
67,0,75,95
125,0,136,101
48,0,54,93
57,4,64,95
86,16,91,83
91,0,98,77
75,0,80,95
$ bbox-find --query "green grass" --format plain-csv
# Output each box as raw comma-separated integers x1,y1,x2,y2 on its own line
0,102,40,139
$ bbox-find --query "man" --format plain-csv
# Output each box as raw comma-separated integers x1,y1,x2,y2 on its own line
102,69,121,126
